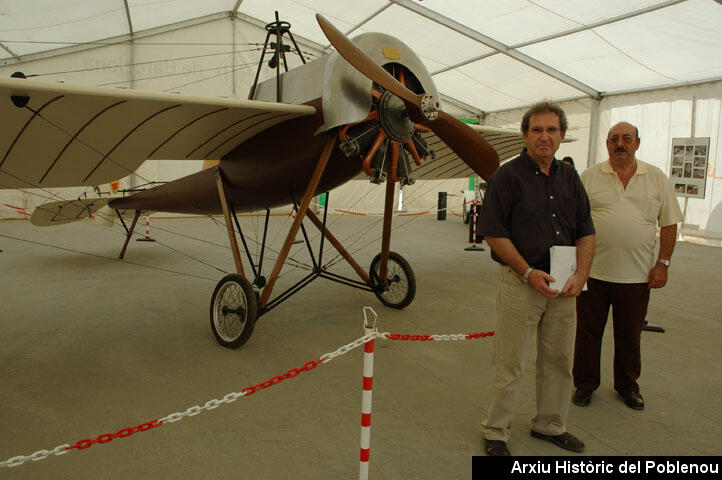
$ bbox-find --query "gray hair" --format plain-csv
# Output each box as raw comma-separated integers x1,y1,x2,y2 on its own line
521,101,568,134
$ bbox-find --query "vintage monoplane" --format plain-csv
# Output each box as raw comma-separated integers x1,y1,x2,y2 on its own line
0,15,524,348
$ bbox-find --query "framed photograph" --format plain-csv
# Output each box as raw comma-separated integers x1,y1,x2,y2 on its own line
671,137,709,199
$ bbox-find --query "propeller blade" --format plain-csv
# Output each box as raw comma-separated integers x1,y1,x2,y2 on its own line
316,14,429,118
316,14,499,179
429,111,499,180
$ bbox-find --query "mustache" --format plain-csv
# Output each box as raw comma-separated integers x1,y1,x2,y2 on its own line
614,147,627,153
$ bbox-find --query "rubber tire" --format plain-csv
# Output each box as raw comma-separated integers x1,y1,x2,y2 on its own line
369,251,416,309
210,274,258,349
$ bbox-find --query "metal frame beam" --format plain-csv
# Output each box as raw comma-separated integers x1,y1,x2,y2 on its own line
343,3,392,35
123,0,134,36
390,0,598,97
512,0,687,49
232,1,244,15
0,42,18,61
0,12,229,66
319,2,393,54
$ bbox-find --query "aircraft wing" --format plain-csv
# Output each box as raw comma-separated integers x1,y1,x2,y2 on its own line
413,125,525,180
0,77,316,190
349,124,526,181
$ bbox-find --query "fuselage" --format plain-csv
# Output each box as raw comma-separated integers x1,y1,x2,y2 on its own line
108,99,364,215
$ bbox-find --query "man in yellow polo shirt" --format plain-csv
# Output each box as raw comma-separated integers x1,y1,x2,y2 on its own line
572,122,683,410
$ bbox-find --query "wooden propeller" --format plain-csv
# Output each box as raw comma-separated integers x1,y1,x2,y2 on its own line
316,14,499,180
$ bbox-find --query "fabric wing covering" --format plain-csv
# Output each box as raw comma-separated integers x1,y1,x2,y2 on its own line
0,76,316,190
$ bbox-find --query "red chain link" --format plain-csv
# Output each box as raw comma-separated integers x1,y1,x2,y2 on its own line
241,359,323,396
65,419,162,451
385,331,494,341
385,334,434,341
466,331,494,339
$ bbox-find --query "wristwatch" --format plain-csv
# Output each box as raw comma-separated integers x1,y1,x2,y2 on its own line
657,259,670,267
522,267,533,283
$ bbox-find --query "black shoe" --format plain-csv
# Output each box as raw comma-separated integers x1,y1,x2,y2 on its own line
620,390,644,410
573,388,592,406
484,438,511,456
530,430,585,453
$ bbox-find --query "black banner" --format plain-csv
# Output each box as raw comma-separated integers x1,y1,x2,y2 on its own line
472,456,720,478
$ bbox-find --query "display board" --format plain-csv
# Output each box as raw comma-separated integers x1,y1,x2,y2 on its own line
670,137,710,199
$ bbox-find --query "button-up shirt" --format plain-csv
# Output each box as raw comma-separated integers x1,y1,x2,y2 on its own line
478,148,595,273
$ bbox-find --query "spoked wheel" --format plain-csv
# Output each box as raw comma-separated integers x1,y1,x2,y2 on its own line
210,274,258,349
369,251,416,309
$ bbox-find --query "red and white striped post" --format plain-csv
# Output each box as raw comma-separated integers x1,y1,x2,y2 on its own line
359,307,377,480
136,214,155,242
464,200,484,251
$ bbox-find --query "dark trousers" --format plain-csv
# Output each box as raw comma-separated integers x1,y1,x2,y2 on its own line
573,278,650,394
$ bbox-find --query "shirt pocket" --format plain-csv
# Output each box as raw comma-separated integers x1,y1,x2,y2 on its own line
645,197,661,223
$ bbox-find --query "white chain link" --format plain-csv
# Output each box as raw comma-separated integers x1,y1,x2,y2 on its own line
320,331,383,363
1,327,490,468
1,444,71,468
429,334,468,341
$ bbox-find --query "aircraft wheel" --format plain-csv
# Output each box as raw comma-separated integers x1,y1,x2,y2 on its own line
210,274,258,349
369,251,416,309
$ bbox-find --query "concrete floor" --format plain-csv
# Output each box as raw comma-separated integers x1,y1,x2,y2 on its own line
1,213,720,479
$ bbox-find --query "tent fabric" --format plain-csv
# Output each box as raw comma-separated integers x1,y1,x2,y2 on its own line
1,0,720,112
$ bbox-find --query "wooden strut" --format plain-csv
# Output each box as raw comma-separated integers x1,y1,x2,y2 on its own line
118,210,141,259
305,209,371,284
378,177,396,284
215,168,246,277
260,136,336,307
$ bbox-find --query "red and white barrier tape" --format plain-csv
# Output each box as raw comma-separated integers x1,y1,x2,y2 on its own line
1,321,493,469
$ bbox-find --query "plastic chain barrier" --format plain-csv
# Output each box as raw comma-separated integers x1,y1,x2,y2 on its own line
0,328,493,468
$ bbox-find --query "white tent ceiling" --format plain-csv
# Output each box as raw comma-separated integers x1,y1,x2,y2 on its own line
0,0,720,113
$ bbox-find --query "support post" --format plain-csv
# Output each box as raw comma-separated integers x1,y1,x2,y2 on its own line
378,178,396,284
215,168,245,276
118,210,141,259
305,209,371,284
260,136,335,307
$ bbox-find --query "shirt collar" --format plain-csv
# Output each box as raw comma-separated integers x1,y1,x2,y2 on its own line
520,148,559,175
601,158,647,174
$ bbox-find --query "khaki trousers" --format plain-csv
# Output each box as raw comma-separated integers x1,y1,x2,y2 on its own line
482,266,576,442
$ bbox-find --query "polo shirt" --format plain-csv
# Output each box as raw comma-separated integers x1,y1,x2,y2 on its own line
478,149,595,273
581,159,683,283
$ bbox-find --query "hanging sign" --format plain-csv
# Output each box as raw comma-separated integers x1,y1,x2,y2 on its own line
670,137,709,199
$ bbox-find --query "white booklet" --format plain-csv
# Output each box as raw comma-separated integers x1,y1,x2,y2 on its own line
549,245,587,291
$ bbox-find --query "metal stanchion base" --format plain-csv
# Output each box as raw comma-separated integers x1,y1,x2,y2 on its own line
464,244,485,251
136,237,156,242
642,321,665,333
